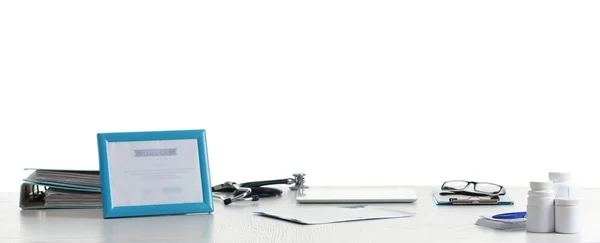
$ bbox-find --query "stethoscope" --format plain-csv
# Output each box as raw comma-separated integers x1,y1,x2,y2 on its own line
212,173,308,205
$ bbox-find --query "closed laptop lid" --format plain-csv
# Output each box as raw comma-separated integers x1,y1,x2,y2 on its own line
295,186,418,203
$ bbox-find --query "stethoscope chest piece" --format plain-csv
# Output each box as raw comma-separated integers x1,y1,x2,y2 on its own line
289,173,309,191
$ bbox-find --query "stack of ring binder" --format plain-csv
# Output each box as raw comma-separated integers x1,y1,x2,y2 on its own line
20,168,102,209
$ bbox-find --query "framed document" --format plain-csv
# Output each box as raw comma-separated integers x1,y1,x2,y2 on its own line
97,129,213,218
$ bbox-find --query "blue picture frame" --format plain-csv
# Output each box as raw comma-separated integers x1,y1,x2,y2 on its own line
97,129,213,218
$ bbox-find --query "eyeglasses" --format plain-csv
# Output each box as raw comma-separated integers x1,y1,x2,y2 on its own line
440,180,506,197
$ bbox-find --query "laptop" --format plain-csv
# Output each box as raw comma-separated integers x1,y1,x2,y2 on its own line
295,186,418,204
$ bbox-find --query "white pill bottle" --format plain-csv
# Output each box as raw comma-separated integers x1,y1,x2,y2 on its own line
526,181,555,233
555,198,582,234
549,172,579,199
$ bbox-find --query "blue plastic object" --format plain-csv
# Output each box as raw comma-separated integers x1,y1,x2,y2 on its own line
492,211,527,219
97,129,214,219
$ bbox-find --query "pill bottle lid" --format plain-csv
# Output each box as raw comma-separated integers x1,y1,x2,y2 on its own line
555,198,580,206
530,181,553,190
549,172,573,182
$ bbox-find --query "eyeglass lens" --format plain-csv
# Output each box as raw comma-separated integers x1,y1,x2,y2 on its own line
442,181,470,190
474,183,502,193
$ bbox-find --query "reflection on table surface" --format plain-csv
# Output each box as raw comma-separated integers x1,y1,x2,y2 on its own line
4,187,600,243
526,232,581,243
18,209,214,243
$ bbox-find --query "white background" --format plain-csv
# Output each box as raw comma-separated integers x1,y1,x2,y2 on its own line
1,1,599,192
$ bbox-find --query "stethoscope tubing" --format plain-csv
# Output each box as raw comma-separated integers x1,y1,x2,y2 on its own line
212,178,289,205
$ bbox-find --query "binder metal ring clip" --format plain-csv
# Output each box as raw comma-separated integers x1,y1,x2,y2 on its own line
28,185,46,202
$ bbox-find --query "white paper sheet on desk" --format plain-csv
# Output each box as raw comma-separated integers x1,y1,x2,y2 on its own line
475,215,526,231
254,205,414,225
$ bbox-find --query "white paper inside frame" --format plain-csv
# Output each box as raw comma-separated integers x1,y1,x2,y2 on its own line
107,139,204,207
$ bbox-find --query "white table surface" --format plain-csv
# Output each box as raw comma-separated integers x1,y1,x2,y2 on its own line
1,186,599,243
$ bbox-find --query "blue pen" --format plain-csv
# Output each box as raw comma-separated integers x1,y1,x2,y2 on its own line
492,211,527,219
